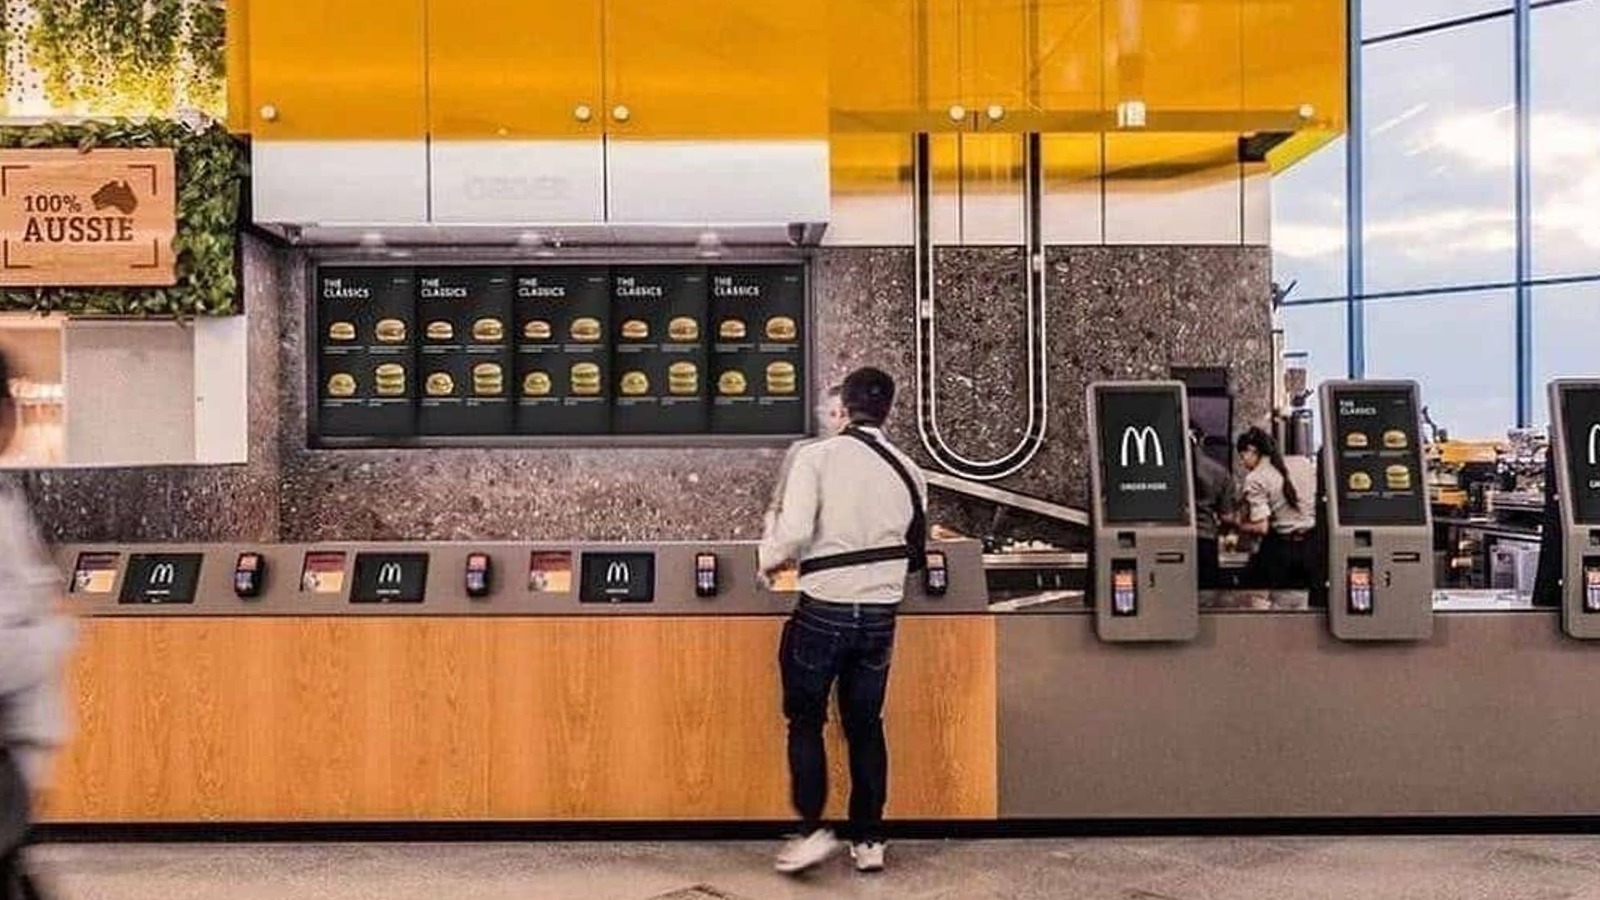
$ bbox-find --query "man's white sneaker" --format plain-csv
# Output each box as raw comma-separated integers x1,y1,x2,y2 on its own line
850,841,886,873
774,829,843,874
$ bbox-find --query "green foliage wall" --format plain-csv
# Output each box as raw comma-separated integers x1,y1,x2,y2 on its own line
0,118,244,316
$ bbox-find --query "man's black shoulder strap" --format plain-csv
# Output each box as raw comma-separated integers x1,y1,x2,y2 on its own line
798,427,927,576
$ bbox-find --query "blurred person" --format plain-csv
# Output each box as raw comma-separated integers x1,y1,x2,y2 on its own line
0,348,73,899
1190,423,1235,590
1235,426,1314,589
758,367,926,876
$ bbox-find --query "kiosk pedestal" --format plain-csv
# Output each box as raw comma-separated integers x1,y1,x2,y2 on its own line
1546,379,1600,639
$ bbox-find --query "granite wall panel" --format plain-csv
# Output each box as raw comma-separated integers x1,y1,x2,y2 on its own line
21,242,1270,547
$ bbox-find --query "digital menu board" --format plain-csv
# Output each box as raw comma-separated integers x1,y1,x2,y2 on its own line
1093,386,1191,525
118,553,203,604
514,268,610,435
1560,385,1600,526
710,266,807,435
316,268,417,437
611,267,709,435
416,268,514,436
1330,386,1427,527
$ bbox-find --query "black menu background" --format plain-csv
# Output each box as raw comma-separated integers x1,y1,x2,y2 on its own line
316,267,417,437
1330,387,1427,527
611,267,709,434
416,268,514,435
515,267,610,435
1560,387,1600,525
710,266,807,435
1094,386,1191,525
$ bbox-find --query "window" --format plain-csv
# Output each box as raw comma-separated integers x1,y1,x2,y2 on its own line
1530,0,1600,279
1279,301,1350,392
1364,289,1516,439
1531,280,1600,424
1361,19,1515,294
1271,137,1348,302
1363,0,1510,41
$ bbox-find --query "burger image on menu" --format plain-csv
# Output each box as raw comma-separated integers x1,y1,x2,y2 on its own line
426,320,454,341
570,317,602,342
523,319,552,341
621,319,650,340
472,318,505,343
668,361,699,395
328,321,356,342
473,363,504,395
765,316,798,342
766,361,797,394
426,372,455,396
668,317,700,342
1385,465,1412,490
375,318,407,343
373,364,406,396
1383,429,1409,450
327,373,357,397
620,371,650,396
522,371,552,397
570,362,601,396
1346,432,1369,449
1349,472,1373,491
719,370,748,395
719,319,747,341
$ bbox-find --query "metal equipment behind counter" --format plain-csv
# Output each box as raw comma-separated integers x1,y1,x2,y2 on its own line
1546,379,1600,638
1086,381,1199,641
1316,380,1434,640
56,540,986,616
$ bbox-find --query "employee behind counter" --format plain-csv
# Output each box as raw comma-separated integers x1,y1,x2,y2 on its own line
1230,427,1316,590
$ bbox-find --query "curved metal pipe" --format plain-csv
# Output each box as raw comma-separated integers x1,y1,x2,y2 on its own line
912,132,1050,481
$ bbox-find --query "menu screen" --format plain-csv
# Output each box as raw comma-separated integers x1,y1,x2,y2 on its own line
579,552,655,603
710,266,807,435
310,264,806,443
416,268,514,435
351,553,429,603
316,267,417,437
1560,386,1600,526
1330,386,1427,527
119,553,202,604
1093,386,1191,525
515,268,610,435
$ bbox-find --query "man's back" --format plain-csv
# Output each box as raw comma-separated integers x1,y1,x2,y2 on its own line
760,427,925,604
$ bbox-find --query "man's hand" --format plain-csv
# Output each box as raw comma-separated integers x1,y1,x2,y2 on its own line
755,569,774,591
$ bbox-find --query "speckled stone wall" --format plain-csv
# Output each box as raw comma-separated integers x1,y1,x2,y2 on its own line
20,241,1269,546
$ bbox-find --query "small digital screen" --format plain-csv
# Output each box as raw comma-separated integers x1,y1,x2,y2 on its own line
71,552,119,594
301,552,347,594
579,552,655,603
529,550,574,592
1094,386,1191,525
1329,386,1427,527
1560,386,1600,526
351,553,429,603
118,553,202,604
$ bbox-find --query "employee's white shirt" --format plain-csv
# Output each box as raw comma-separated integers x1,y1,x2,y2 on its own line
758,427,927,604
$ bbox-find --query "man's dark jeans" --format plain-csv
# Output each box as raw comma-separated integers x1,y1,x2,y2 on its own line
780,595,897,843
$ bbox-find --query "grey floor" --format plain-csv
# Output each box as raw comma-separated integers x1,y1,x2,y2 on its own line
28,837,1600,900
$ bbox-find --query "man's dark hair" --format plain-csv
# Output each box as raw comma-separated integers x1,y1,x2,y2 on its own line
841,367,895,426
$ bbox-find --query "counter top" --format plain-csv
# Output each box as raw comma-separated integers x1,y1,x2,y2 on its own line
989,588,1551,614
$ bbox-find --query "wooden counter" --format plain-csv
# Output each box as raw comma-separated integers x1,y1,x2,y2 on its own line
42,615,996,823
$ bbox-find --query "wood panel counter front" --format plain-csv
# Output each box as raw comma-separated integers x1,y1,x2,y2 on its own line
43,615,996,823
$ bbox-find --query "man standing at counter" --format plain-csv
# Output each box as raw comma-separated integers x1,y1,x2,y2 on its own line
759,367,927,876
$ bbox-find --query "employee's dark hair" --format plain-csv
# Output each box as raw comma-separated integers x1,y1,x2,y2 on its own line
841,367,895,426
1236,426,1300,510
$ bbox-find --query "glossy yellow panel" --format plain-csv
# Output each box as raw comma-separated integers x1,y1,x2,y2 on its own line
1103,131,1239,178
227,0,250,133
1103,0,1242,113
1243,0,1346,131
830,133,914,194
1034,0,1104,115
962,0,1031,114
429,0,602,139
605,0,828,139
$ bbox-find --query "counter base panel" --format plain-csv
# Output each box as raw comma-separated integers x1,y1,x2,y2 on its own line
43,616,996,823
1000,611,1600,818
